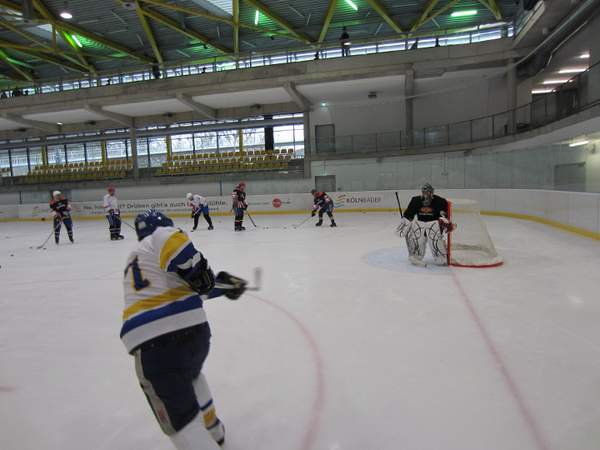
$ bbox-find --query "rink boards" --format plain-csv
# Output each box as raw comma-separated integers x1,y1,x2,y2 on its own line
0,189,599,239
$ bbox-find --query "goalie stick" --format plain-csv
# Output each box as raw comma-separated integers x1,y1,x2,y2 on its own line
394,192,404,218
215,267,262,291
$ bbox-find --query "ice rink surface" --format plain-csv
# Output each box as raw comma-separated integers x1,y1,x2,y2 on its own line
1,212,599,450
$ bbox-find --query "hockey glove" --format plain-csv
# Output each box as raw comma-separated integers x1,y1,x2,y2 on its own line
178,255,215,295
311,210,316,217
216,271,247,300
438,217,455,234
395,217,410,238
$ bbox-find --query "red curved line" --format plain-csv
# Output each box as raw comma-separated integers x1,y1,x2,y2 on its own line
250,293,325,450
451,262,504,268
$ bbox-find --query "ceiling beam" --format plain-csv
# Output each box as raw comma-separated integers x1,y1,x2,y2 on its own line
233,0,240,54
410,0,440,32
0,112,60,133
175,92,217,120
59,30,97,75
132,0,163,65
283,82,310,111
140,6,232,54
318,0,337,44
0,39,89,73
0,49,33,81
17,0,152,65
477,0,502,20
410,0,461,32
84,104,134,127
365,0,403,34
140,0,233,25
243,0,313,45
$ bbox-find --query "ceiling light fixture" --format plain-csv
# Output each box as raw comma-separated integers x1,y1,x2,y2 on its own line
344,0,358,11
320,101,328,107
451,10,478,18
558,67,588,74
59,1,72,19
569,140,589,147
531,89,553,94
254,10,259,26
579,52,590,59
542,79,569,85
71,34,83,48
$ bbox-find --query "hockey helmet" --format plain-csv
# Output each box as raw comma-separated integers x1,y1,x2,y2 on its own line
107,185,116,194
134,209,174,241
52,190,62,198
310,189,317,195
421,183,434,195
186,192,193,200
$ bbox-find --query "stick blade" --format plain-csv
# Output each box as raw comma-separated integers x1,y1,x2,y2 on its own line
253,267,262,290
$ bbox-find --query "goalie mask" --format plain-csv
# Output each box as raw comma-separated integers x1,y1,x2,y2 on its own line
421,183,434,206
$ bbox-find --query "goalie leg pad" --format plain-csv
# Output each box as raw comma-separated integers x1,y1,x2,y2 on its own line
425,221,448,266
405,221,427,262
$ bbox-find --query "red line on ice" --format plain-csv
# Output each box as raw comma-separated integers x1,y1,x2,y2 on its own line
251,294,325,450
451,272,551,450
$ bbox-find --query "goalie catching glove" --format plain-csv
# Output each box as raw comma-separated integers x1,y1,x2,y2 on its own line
216,271,247,300
438,216,456,234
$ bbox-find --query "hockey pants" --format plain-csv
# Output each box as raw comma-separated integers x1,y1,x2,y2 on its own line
54,217,73,243
106,213,122,238
133,323,225,449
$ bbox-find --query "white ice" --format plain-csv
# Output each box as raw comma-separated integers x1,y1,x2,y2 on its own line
1,213,599,450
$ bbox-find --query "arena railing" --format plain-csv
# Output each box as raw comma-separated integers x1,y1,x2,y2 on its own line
315,60,600,155
0,23,512,98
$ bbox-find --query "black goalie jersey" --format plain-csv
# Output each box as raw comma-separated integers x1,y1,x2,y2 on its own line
403,195,448,222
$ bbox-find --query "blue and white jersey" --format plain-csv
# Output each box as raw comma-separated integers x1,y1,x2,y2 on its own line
120,226,217,353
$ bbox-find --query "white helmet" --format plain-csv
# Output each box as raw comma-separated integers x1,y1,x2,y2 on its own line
186,193,193,200
52,190,62,197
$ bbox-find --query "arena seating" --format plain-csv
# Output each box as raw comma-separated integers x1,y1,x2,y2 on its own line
157,148,294,176
14,148,295,183
22,159,132,184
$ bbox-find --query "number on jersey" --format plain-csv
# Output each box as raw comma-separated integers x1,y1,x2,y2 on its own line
125,256,150,291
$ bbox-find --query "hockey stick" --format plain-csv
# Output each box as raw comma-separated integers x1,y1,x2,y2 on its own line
245,211,257,228
293,215,313,229
122,220,136,231
35,219,63,249
394,192,404,218
215,267,262,291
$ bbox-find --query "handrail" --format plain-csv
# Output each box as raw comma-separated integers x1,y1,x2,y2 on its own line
0,23,513,98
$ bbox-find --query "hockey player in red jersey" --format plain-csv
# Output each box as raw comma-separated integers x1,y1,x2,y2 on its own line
310,189,337,227
395,183,453,266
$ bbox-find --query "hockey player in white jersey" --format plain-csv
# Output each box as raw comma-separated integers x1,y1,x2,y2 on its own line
121,209,247,450
103,185,124,240
186,193,214,231
395,183,454,266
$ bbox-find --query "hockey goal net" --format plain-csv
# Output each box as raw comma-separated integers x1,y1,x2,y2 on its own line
447,199,503,268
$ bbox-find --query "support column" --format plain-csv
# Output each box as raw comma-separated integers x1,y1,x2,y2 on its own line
41,143,48,167
165,134,172,160
264,114,274,151
589,37,600,106
507,58,517,134
303,113,311,178
130,127,139,179
405,66,415,147
101,140,107,163
238,128,244,156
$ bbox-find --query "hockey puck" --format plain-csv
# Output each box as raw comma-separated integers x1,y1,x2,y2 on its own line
10,254,14,257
